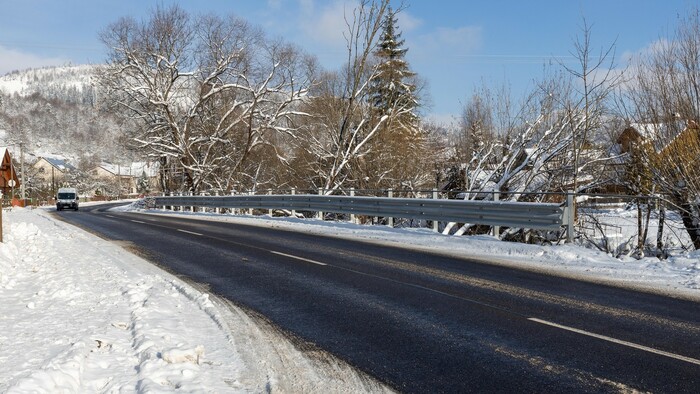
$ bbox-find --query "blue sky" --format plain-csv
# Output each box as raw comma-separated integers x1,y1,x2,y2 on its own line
0,0,696,123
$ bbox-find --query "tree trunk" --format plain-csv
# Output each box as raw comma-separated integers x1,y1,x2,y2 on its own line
159,156,171,194
679,201,700,250
637,201,644,254
656,201,666,259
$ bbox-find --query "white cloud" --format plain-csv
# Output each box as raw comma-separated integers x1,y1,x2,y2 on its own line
613,38,672,93
404,25,483,70
415,25,483,60
298,0,350,48
397,11,422,32
266,0,283,9
0,46,68,75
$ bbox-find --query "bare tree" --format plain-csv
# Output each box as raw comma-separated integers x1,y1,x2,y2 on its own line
97,5,313,193
561,18,622,194
626,8,700,249
290,0,400,194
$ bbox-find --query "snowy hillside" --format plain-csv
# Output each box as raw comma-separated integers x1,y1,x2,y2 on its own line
0,65,98,105
0,65,134,175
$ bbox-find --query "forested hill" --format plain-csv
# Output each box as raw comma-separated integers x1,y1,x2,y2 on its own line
0,65,130,169
0,65,98,106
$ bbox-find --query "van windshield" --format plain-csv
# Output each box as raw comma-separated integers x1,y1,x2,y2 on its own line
58,193,76,200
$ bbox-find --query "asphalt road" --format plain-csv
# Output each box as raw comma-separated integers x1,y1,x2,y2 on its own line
53,203,700,393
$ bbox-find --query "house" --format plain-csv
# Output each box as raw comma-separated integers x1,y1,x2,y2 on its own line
0,147,20,197
615,126,645,154
32,156,77,188
607,120,700,194
90,162,159,196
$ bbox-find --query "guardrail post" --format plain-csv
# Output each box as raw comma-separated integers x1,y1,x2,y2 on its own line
268,189,273,216
215,191,221,214
179,192,184,212
566,190,575,243
291,188,296,217
350,188,355,224
248,190,253,216
387,188,394,227
230,189,236,215
492,191,500,238
432,188,439,232
191,192,195,212
318,187,323,220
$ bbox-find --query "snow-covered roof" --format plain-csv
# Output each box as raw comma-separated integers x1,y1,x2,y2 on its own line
41,157,77,172
629,123,663,139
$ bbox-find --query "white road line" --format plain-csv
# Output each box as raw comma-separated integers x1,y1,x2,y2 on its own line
177,229,203,236
528,317,700,366
106,215,116,218
270,251,327,266
130,220,146,224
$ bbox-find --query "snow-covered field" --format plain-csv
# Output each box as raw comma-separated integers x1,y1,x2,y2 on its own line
0,202,698,392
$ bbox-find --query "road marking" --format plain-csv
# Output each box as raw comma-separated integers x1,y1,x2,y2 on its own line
528,317,700,366
106,215,116,218
177,229,203,236
130,220,146,224
270,251,327,266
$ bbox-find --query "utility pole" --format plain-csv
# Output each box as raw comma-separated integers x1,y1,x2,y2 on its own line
19,142,25,201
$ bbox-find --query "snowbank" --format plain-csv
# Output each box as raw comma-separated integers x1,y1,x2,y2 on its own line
0,207,391,393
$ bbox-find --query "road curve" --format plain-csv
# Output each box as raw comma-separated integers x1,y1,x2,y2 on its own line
53,204,700,393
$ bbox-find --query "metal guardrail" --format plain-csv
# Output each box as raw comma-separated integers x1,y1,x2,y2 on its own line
152,194,572,236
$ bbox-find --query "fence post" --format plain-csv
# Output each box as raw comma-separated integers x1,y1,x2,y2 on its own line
291,188,296,217
350,187,355,224
268,189,273,216
492,191,500,238
566,190,575,243
432,188,439,232
387,188,394,227
318,187,323,220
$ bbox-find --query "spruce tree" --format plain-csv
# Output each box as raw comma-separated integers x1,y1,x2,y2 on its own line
361,7,427,192
369,7,419,130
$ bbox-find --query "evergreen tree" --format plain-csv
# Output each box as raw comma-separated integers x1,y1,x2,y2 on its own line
360,7,427,192
369,7,419,129
137,171,151,195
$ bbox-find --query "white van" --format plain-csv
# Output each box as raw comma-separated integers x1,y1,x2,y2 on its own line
56,187,79,211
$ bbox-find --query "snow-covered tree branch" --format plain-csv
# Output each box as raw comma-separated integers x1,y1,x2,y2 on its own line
97,5,313,193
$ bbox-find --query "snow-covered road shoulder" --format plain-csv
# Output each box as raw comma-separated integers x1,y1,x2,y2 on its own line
0,207,391,393
0,207,245,392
